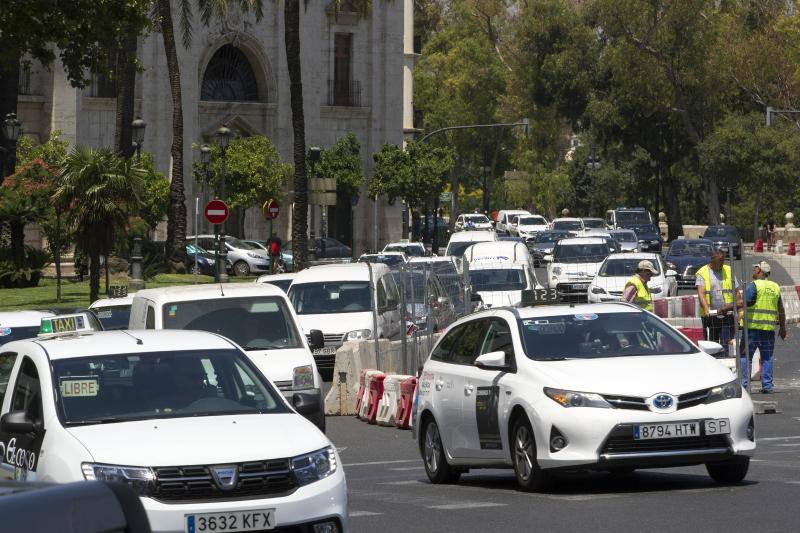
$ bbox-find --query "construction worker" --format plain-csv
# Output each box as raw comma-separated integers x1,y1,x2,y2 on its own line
623,260,657,311
696,248,739,345
740,261,787,393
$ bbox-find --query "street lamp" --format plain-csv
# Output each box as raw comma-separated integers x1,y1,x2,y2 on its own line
215,124,232,282
131,117,146,162
1,112,23,178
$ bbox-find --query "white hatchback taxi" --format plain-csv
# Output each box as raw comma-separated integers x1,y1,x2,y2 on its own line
415,301,754,491
0,316,347,532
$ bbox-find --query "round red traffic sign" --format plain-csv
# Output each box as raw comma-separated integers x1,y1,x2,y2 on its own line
205,199,229,225
263,199,280,220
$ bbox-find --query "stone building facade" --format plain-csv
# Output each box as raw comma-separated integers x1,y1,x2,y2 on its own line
17,0,416,252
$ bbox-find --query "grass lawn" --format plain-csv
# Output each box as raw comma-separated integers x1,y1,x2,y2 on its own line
0,274,256,311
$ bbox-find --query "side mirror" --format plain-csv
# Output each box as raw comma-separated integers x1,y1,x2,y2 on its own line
474,350,507,370
543,254,553,263
1,411,36,434
697,340,725,356
308,329,325,351
665,269,677,277
292,392,321,416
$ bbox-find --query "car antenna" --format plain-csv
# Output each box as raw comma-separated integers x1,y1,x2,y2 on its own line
121,329,143,345
219,283,225,297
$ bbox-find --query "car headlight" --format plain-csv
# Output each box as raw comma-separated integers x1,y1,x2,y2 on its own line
591,286,605,294
291,446,337,487
346,329,372,340
705,379,742,404
552,267,562,276
544,387,612,408
650,286,662,294
293,365,315,390
247,252,263,259
82,463,155,496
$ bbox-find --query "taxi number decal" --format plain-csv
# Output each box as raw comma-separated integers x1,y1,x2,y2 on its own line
0,327,11,337
475,386,502,450
60,377,99,397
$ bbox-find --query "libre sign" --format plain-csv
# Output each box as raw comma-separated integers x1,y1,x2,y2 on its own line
205,199,229,225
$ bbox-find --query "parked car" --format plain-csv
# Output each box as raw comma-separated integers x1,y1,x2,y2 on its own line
607,229,639,252
588,252,678,302
184,243,230,276
188,235,271,276
664,238,715,289
702,225,742,259
454,213,493,232
528,230,572,266
511,214,549,238
284,237,351,260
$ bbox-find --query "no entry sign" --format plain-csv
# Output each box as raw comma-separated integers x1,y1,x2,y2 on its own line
263,199,280,220
205,199,229,225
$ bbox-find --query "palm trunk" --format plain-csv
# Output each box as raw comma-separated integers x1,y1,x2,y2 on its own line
114,31,138,159
284,0,308,271
707,176,721,225
449,159,460,232
0,58,20,183
752,187,762,246
54,210,62,303
158,0,187,266
662,168,683,241
89,249,101,303
10,219,25,267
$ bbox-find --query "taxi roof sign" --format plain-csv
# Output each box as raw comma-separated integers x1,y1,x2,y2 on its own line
39,313,101,337
520,288,561,307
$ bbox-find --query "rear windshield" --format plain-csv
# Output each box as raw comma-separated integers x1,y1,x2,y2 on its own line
582,219,606,229
599,258,660,277
464,214,490,223
669,242,712,256
704,226,740,238
262,279,292,293
553,243,609,263
534,232,570,244
470,268,526,292
162,296,302,351
611,231,637,241
553,220,583,231
227,238,259,250
616,211,651,225
0,325,40,346
446,241,480,257
290,281,372,314
91,305,131,331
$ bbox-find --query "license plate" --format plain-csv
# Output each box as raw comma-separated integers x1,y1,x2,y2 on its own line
185,509,275,532
634,421,700,440
313,347,336,356
704,418,731,435
572,283,589,290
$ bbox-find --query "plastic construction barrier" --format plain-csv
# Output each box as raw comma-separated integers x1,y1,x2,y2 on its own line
376,374,412,426
677,327,705,346
653,298,668,318
395,377,418,430
366,372,387,425
354,368,371,417
680,296,697,318
755,239,764,253
358,370,383,421
789,242,797,256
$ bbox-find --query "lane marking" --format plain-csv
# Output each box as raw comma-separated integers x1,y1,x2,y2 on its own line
758,436,800,442
349,511,384,517
390,466,425,471
379,480,424,485
344,459,419,467
428,502,508,510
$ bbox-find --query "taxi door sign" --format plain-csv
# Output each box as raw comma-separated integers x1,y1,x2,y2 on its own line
0,431,45,472
475,386,502,450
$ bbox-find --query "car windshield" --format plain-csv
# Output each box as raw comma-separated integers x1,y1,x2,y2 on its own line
599,258,660,277
518,216,546,226
519,312,696,360
446,241,482,257
0,325,40,345
612,231,637,241
553,220,583,231
704,226,740,238
669,242,713,256
582,219,605,229
470,268,526,292
53,349,288,426
227,238,259,251
384,244,424,256
262,279,292,293
507,214,522,224
616,211,651,225
553,243,609,263
359,254,405,267
91,305,131,330
186,244,209,255
534,232,570,244
162,296,302,351
464,215,490,223
290,281,372,314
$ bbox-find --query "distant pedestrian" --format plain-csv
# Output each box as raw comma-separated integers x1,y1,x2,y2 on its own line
696,248,739,345
766,218,776,251
267,232,282,274
623,260,658,311
740,261,787,393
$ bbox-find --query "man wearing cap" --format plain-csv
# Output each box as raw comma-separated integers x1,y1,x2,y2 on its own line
623,260,658,311
740,261,787,393
696,248,739,345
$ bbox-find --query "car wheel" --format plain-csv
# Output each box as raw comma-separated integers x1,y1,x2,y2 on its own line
233,260,251,277
511,416,549,492
706,456,749,484
421,418,461,484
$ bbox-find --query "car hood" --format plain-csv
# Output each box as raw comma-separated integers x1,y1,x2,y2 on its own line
295,312,373,335
518,225,548,232
549,261,603,278
243,348,315,383
591,275,665,291
666,255,708,271
67,413,328,466
534,353,734,397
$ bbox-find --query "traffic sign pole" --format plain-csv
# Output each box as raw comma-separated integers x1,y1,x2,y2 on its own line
205,200,230,282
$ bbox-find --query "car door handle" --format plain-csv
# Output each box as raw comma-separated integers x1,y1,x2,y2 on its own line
464,384,474,395
435,380,444,391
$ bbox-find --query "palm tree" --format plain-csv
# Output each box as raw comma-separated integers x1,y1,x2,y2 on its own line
54,146,145,302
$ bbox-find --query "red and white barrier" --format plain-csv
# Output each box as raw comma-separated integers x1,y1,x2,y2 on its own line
357,370,383,420
395,377,418,429
365,371,387,424
354,368,370,416
376,374,413,426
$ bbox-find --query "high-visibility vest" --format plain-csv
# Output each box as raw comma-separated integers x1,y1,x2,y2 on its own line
746,279,781,331
696,264,733,316
625,274,653,312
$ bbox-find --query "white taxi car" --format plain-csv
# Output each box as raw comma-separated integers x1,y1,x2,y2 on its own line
588,253,678,303
0,316,347,532
0,311,56,347
415,301,754,491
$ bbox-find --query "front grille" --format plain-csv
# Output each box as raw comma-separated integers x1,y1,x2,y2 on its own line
602,394,648,411
307,333,344,344
608,290,623,296
678,388,711,410
601,425,730,455
152,459,296,502
273,380,293,392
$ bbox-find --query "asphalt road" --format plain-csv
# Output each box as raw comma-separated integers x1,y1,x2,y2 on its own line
327,329,800,533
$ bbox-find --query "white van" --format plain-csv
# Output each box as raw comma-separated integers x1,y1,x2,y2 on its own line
288,263,403,373
463,241,540,308
128,283,326,430
495,209,531,235
444,230,498,258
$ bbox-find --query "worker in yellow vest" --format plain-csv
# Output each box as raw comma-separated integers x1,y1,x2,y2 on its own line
623,260,658,311
696,248,739,345
740,261,787,393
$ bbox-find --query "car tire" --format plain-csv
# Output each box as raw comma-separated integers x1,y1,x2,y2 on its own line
233,260,251,277
706,456,749,484
511,416,550,492
421,418,461,484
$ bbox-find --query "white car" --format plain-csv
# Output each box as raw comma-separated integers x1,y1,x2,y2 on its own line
357,251,408,269
0,310,55,347
550,217,585,236
256,272,297,293
511,215,549,238
581,217,608,235
588,253,678,303
546,237,611,301
444,230,498,258
0,318,347,532
454,213,493,232
189,235,272,277
382,241,426,257
128,284,326,430
89,294,135,330
463,241,541,308
495,210,531,236
414,303,755,491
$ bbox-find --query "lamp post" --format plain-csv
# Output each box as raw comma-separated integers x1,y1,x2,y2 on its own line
128,117,147,290
215,124,232,282
1,112,23,179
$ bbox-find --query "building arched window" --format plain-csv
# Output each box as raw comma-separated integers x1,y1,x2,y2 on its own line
201,45,260,102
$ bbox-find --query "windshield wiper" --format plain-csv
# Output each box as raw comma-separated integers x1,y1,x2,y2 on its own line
535,356,572,361
244,345,285,351
66,417,125,426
